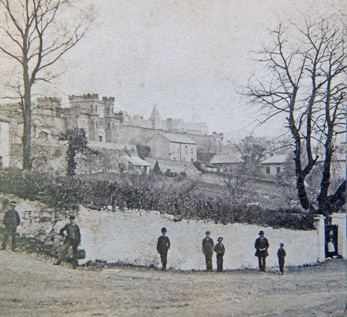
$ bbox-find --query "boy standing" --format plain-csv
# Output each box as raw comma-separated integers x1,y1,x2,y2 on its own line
277,243,286,275
157,227,170,270
214,237,225,272
202,231,214,272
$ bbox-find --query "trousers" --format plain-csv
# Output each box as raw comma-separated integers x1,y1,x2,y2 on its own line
205,253,213,271
216,254,224,272
2,225,17,250
57,238,79,268
258,256,266,271
160,252,168,270
279,258,285,273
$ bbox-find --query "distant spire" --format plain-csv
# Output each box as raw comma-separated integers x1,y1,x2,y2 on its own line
150,104,160,120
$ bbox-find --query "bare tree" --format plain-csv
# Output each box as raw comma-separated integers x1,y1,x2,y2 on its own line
0,0,92,170
247,16,346,216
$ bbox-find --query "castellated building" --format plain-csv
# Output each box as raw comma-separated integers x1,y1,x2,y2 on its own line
67,94,124,144
0,94,223,171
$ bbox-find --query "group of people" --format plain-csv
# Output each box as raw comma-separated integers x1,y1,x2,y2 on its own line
1,201,286,273
158,228,287,274
1,200,82,269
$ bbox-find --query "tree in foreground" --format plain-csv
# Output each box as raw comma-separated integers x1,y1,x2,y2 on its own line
0,0,92,170
247,16,346,216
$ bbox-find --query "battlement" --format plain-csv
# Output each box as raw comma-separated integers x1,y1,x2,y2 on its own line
68,94,99,101
102,97,115,103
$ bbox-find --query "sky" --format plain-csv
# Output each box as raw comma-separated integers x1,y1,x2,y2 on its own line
1,0,345,141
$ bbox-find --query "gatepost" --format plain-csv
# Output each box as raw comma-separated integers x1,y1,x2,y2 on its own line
331,213,347,259
314,215,326,262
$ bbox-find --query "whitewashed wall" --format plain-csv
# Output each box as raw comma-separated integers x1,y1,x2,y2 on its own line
77,207,324,270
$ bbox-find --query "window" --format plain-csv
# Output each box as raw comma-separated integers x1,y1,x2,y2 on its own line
276,166,281,174
90,105,93,112
191,148,194,154
185,145,188,154
95,105,97,112
99,135,103,142
107,107,110,115
266,167,270,174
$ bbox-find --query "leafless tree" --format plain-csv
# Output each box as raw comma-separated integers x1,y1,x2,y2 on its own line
0,0,92,170
247,16,346,215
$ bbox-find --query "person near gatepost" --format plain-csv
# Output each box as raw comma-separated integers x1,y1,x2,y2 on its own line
254,230,269,272
2,201,20,251
277,243,286,275
54,215,81,269
157,227,170,270
202,231,214,272
214,237,225,272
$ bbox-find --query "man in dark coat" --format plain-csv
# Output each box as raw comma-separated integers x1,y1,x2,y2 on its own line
2,201,20,251
214,237,225,272
202,231,214,272
54,215,81,269
254,230,269,272
277,243,286,275
157,227,170,270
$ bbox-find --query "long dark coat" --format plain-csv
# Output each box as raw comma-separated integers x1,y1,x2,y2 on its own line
202,237,214,255
254,237,269,257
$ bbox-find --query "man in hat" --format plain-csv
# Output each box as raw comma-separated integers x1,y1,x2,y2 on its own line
157,227,170,270
54,215,81,269
254,231,269,272
2,201,21,251
202,231,214,272
214,237,225,272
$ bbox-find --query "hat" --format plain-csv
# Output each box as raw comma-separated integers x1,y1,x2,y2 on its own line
259,231,264,235
161,227,167,232
218,237,223,242
69,215,76,220
206,231,211,235
10,201,16,206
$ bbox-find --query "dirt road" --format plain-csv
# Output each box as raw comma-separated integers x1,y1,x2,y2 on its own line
0,251,346,316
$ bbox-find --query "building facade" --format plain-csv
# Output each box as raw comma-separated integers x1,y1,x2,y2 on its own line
148,132,197,162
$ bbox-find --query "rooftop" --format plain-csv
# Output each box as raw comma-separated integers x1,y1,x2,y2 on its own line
159,132,197,144
210,154,243,164
261,154,288,164
123,156,150,166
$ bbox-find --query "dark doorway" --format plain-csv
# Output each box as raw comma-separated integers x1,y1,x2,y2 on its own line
325,224,338,258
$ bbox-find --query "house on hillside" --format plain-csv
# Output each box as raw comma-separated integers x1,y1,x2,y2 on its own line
122,156,150,174
210,154,244,172
147,132,197,162
261,154,288,176
0,119,10,168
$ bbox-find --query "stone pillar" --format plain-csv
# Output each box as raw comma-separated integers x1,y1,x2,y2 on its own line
314,215,326,262
331,213,347,259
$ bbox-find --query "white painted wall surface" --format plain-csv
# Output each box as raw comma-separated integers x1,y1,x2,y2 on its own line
77,207,323,270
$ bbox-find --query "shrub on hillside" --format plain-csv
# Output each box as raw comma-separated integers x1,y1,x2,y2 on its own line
0,168,314,230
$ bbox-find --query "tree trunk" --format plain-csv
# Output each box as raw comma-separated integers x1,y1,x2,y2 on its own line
22,61,32,171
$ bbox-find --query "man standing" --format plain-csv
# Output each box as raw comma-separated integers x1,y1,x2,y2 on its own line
254,230,269,272
2,201,20,251
157,227,170,270
54,215,81,269
214,237,225,272
202,231,214,272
